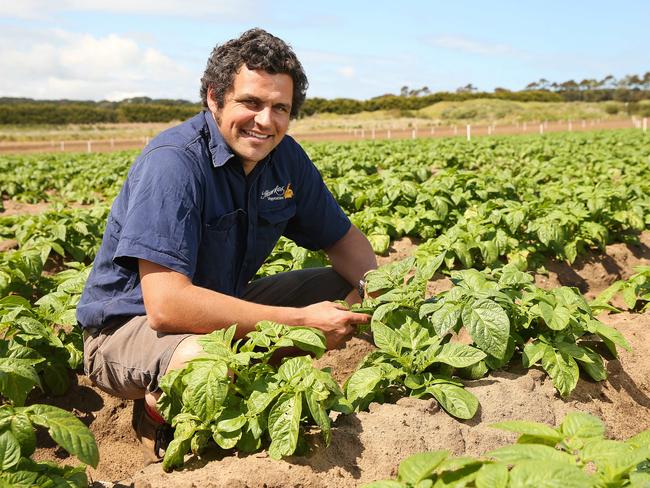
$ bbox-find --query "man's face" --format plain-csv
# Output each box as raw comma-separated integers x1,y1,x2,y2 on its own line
208,66,293,171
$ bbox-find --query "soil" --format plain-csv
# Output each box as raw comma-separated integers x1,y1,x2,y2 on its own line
33,232,650,487
1,199,52,217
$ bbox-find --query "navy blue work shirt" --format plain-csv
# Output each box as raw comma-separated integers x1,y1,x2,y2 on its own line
76,110,351,330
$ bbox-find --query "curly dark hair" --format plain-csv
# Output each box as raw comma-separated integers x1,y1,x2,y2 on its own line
200,28,308,118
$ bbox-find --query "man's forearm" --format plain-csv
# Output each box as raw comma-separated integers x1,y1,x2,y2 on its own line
326,225,377,287
146,281,304,336
140,259,304,336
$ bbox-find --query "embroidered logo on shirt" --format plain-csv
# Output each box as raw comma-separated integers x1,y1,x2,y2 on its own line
261,183,293,201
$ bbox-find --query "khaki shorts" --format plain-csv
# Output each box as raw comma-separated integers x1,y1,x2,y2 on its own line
83,267,352,399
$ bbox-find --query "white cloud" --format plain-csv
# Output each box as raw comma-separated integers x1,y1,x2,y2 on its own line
426,35,526,57
0,28,195,100
337,66,356,79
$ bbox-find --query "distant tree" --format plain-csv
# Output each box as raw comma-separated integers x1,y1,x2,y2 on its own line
400,86,409,97
456,83,477,93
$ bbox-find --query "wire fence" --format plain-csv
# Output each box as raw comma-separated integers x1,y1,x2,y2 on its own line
0,117,646,154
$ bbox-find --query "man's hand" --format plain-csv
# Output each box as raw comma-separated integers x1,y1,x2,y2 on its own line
298,301,370,349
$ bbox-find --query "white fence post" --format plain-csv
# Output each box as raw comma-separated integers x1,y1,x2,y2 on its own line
539,124,544,135
87,141,92,153
466,125,471,141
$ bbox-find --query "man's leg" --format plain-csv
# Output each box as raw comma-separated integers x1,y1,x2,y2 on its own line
242,267,354,307
83,317,198,464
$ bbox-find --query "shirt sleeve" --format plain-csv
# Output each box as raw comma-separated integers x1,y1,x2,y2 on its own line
113,146,203,278
283,144,351,250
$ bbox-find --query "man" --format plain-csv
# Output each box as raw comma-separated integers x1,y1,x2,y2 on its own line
76,28,377,464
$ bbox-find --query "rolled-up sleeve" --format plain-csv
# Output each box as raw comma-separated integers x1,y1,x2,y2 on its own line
284,146,351,250
113,146,203,278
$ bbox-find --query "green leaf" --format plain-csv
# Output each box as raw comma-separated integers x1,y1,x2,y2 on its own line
461,299,510,359
538,302,571,331
372,321,403,357
346,367,384,404
0,358,42,406
0,429,21,471
576,347,606,382
475,462,509,488
508,460,592,488
42,361,71,396
10,413,36,457
248,384,283,416
427,382,478,420
498,264,533,287
560,412,604,440
588,320,631,354
435,343,486,368
541,348,579,398
305,390,331,446
622,284,638,309
182,360,229,419
162,419,196,471
456,360,489,380
368,234,391,255
488,443,575,464
397,450,449,484
284,327,327,358
491,420,563,442
626,428,650,449
277,356,312,383
522,341,548,368
428,302,462,337
25,404,99,467
268,392,302,459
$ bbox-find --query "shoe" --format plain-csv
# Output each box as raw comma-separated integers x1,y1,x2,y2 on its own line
131,398,174,466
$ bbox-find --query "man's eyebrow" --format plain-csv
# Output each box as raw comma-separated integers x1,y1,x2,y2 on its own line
235,93,291,109
235,93,262,102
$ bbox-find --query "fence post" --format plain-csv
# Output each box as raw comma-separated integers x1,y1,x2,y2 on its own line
539,124,544,135
387,129,391,139
60,141,65,151
87,141,91,153
644,118,648,132
466,125,471,141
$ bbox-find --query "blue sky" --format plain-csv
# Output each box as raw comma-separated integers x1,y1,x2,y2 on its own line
1,0,647,102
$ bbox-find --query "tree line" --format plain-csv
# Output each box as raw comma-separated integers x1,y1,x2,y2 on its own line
1,72,649,124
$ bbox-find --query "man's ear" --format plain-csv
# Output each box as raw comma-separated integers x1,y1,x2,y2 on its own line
206,87,220,113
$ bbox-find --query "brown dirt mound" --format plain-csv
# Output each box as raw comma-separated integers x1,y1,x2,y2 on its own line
125,312,650,488
32,232,650,487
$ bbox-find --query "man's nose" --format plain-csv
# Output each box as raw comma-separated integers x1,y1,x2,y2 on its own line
255,106,272,127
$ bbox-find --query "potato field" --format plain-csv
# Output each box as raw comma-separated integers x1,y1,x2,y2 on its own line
1,129,649,487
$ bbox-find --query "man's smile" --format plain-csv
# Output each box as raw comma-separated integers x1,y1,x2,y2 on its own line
241,129,272,140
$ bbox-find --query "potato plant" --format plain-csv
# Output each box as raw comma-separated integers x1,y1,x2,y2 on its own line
157,321,349,471
364,412,650,488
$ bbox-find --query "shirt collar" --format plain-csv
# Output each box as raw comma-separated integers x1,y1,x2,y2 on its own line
203,109,235,168
203,109,276,169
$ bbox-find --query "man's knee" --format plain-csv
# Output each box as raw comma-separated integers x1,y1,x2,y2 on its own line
166,335,204,373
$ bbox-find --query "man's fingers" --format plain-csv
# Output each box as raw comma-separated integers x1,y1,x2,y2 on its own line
344,311,371,324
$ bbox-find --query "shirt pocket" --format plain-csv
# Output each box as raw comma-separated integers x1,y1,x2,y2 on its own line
256,203,297,265
194,209,246,294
